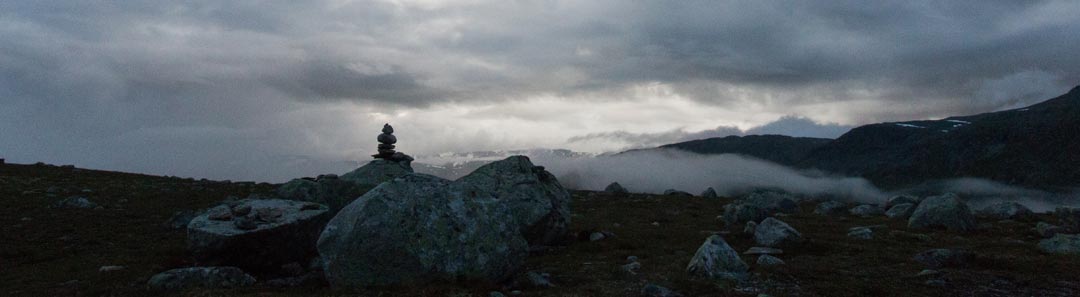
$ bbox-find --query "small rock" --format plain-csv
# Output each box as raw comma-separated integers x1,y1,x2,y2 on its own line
743,221,758,234
621,261,642,274
756,254,785,266
525,271,553,288
701,187,719,199
814,200,847,216
926,279,947,286
99,266,125,272
642,283,683,297
589,232,606,241
147,266,256,291
627,256,639,262
51,196,98,209
847,227,873,240
914,249,974,269
849,205,884,217
652,221,661,226
743,247,783,255
886,195,921,208
917,269,940,277
978,202,1035,220
885,203,917,220
206,205,233,221
1036,222,1065,238
753,217,803,247
604,182,629,194
686,235,748,280
1038,234,1080,254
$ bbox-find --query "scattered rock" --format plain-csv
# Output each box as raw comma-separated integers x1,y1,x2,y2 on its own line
885,203,916,220
164,210,200,230
1036,222,1065,238
589,231,615,241
1038,234,1080,254
701,187,719,199
1054,207,1080,232
908,193,977,232
890,230,933,243
723,203,768,227
913,249,974,269
317,174,528,287
524,271,554,288
147,267,256,291
621,261,642,275
686,235,748,280
917,269,940,277
604,182,629,194
187,199,331,273
847,227,873,240
743,221,758,234
756,255,785,266
51,196,97,209
849,204,884,218
642,283,683,297
743,191,798,214
753,218,803,247
978,202,1035,220
813,200,847,216
886,195,921,208
664,189,694,197
98,266,125,272
743,247,783,255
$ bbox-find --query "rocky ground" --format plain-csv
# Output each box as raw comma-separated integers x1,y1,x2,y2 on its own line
3,162,1080,296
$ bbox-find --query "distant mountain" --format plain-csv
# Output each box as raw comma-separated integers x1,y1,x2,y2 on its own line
650,86,1080,190
651,135,832,165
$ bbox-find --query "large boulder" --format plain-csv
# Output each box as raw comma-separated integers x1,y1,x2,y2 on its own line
700,187,719,199
686,235,748,280
604,182,629,194
340,159,414,186
456,156,571,246
1038,234,1080,255
317,174,528,287
885,203,916,220
187,199,330,272
279,159,413,213
907,193,977,232
147,267,255,291
977,202,1035,220
277,175,373,214
753,217,804,247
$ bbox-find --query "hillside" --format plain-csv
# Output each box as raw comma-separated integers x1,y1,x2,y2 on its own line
655,135,832,166
4,162,1080,296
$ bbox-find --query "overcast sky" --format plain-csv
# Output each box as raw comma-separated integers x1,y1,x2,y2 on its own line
2,1,1079,181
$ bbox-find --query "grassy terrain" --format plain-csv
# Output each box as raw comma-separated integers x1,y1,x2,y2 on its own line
2,163,1079,296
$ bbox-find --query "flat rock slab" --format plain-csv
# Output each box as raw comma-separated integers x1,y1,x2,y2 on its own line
188,199,330,272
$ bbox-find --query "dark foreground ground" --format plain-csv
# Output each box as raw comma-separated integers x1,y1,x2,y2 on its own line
2,163,1079,296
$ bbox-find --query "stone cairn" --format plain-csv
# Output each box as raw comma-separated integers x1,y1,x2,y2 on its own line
373,123,414,163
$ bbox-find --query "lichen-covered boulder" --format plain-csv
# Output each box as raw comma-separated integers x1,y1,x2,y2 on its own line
978,202,1035,221
277,175,373,214
147,266,255,291
885,203,916,220
1038,234,1080,255
604,182,629,194
187,199,330,272
339,159,414,187
753,217,804,247
317,174,528,287
686,235,748,280
456,156,570,246
908,193,976,232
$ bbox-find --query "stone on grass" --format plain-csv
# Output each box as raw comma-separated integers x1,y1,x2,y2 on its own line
187,199,331,273
604,182,629,194
723,203,768,227
686,235,748,280
147,267,255,291
978,202,1035,220
847,227,873,240
743,191,798,213
756,255,785,266
664,189,694,197
701,187,719,199
908,193,976,232
1038,234,1080,255
885,203,916,220
51,196,98,209
813,200,847,216
886,195,921,208
743,221,758,234
753,218,803,247
849,204,884,217
913,249,974,269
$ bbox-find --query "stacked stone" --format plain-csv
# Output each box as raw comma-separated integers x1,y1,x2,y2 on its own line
372,124,414,162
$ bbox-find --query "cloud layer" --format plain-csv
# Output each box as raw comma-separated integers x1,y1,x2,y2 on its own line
2,1,1079,181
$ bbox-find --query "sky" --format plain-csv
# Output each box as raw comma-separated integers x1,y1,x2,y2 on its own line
2,1,1079,181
